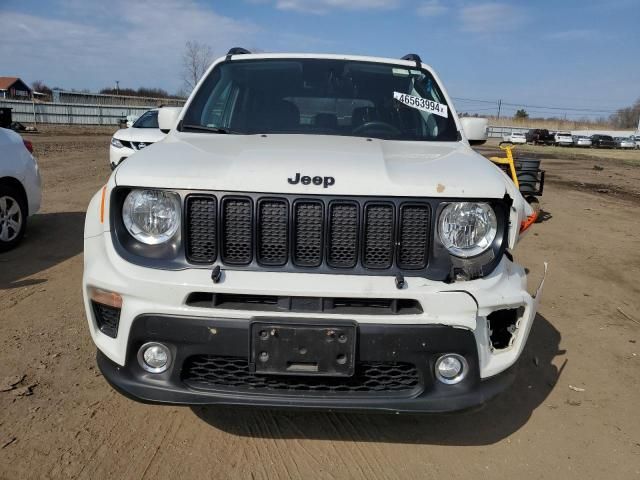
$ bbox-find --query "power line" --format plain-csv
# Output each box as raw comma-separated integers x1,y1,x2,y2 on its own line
451,96,496,104
500,102,618,113
451,96,623,114
458,107,500,112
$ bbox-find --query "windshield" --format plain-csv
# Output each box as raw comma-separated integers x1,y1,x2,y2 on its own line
133,110,158,129
182,59,459,141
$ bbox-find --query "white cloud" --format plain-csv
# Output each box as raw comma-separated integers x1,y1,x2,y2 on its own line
272,0,402,14
459,3,524,34
417,0,447,17
0,0,259,92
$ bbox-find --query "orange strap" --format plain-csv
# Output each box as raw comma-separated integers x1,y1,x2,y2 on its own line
520,211,538,233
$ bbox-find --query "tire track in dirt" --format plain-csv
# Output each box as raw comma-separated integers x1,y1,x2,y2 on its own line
545,177,640,205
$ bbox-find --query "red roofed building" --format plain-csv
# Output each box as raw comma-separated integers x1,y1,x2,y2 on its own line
0,77,32,99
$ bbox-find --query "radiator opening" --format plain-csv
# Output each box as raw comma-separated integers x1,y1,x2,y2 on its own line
186,293,423,315
182,355,421,396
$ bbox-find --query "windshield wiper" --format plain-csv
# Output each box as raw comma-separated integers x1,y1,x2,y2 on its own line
180,124,237,134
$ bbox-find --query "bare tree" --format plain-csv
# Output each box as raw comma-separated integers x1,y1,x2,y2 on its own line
31,80,52,95
182,41,213,92
609,98,640,129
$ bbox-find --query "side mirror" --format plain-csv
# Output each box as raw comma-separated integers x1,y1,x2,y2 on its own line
158,107,182,134
460,117,488,146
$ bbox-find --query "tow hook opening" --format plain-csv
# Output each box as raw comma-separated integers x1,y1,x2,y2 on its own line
488,307,524,351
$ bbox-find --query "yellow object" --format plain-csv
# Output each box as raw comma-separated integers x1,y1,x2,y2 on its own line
489,144,519,189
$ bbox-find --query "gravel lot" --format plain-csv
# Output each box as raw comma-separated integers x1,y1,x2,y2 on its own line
1,129,639,479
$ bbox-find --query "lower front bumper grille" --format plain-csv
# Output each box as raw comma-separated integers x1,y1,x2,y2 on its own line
182,355,421,396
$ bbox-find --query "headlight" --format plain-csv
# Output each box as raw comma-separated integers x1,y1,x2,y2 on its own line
111,137,124,148
122,189,181,245
438,202,497,258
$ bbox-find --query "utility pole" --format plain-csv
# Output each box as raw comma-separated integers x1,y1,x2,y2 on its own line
497,99,502,119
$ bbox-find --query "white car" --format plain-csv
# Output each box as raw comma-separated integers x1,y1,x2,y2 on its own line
109,109,167,169
504,131,526,144
83,50,545,413
614,137,636,149
635,136,640,149
554,132,573,146
573,135,592,147
0,128,41,251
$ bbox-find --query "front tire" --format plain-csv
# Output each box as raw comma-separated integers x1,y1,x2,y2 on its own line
0,185,27,252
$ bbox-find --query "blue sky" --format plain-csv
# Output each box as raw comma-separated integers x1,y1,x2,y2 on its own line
0,0,638,118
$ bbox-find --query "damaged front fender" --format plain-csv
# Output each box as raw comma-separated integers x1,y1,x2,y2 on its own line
471,261,548,379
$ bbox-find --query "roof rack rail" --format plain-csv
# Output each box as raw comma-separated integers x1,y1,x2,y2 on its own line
401,53,422,69
226,47,251,60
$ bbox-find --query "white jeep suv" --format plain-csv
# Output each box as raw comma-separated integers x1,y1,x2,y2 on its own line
83,50,545,413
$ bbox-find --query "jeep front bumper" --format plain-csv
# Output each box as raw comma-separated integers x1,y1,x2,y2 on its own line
83,232,545,413
97,318,517,413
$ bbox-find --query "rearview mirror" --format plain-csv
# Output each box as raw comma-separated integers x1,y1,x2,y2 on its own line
460,117,488,146
158,107,182,133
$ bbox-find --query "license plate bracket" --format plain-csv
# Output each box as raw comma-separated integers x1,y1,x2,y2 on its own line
250,321,356,377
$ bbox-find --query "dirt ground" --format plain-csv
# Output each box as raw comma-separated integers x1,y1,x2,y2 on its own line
1,129,639,479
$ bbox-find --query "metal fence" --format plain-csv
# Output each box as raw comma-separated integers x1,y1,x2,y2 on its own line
487,125,529,139
51,90,185,107
0,99,175,126
2,105,634,137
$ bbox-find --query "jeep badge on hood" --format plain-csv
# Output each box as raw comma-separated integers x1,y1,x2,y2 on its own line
288,172,335,188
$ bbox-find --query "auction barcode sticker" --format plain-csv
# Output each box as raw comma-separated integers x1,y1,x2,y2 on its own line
393,92,448,118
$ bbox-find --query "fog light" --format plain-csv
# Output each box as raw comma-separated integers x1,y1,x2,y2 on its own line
138,342,171,373
435,354,468,385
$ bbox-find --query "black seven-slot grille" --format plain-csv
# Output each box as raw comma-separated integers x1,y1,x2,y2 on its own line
185,194,432,272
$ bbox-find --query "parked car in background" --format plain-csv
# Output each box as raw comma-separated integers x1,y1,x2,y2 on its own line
573,135,592,147
526,129,554,145
614,137,636,149
591,134,615,148
554,132,573,146
0,127,41,251
109,108,168,169
504,131,526,144
635,135,640,149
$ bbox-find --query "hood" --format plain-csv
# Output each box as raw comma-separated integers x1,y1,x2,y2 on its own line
113,127,166,143
115,133,510,198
